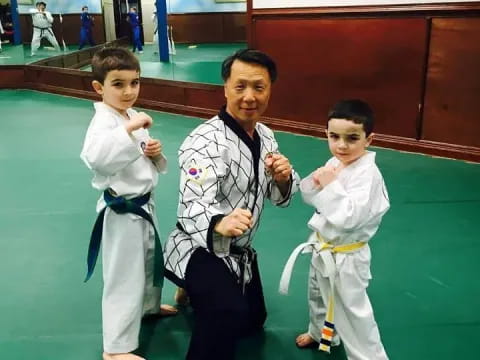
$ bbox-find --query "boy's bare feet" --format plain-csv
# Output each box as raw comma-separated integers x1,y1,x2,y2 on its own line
159,304,178,316
102,352,145,360
296,333,318,348
174,287,190,306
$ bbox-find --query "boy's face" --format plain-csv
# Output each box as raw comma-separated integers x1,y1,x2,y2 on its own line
92,69,140,115
326,118,373,166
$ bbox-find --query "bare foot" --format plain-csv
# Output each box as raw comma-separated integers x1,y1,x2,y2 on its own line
174,287,190,306
159,303,178,316
295,333,318,348
102,352,145,360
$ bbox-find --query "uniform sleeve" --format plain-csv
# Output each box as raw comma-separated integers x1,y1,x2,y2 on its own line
308,168,376,230
45,12,54,24
151,154,167,173
300,172,322,206
270,170,300,207
177,132,229,253
142,128,168,173
80,114,142,176
265,130,299,207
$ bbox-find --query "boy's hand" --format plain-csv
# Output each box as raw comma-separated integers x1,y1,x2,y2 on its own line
126,112,153,133
312,166,337,188
143,138,162,158
214,208,253,237
265,153,292,185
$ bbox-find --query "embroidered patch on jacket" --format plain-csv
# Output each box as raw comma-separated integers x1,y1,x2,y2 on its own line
186,162,208,185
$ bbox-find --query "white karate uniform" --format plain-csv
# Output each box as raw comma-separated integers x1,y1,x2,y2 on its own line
151,12,158,52
80,102,167,353
29,8,60,55
283,151,390,360
152,12,174,55
0,20,4,51
164,107,300,286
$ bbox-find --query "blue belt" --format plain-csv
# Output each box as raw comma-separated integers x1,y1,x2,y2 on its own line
84,190,164,287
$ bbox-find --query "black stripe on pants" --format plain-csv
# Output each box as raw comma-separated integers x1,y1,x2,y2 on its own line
184,247,267,360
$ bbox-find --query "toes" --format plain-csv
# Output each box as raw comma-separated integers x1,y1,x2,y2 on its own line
159,304,178,316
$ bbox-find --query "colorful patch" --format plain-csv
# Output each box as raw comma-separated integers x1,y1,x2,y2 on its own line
186,162,208,185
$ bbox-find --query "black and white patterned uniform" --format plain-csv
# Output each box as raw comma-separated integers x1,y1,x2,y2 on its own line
165,107,299,287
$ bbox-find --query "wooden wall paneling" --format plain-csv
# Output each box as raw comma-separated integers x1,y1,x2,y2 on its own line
169,13,223,44
422,17,480,148
250,3,480,17
184,85,225,110
252,17,427,139
168,13,246,44
222,13,247,42
0,66,25,89
140,80,186,104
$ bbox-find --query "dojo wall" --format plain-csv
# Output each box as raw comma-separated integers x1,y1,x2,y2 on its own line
247,1,480,158
167,12,246,43
168,0,246,13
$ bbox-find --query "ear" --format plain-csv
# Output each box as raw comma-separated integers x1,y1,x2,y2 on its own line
91,80,103,95
365,133,374,147
324,129,328,138
224,83,228,99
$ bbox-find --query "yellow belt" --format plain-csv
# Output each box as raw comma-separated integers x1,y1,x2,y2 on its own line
316,232,366,352
279,232,367,353
316,232,366,253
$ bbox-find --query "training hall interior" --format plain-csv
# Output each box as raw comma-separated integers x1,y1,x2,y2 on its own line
0,0,479,359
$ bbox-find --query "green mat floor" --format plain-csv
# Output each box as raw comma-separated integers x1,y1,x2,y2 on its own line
0,89,479,360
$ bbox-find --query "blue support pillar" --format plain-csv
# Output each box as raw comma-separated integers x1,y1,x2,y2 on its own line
155,0,169,62
10,0,23,45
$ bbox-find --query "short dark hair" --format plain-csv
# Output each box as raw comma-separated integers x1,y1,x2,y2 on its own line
36,2,46,7
221,49,277,83
327,99,374,136
91,47,140,84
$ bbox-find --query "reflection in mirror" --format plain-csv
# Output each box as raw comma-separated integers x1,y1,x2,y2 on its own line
80,0,246,84
133,0,247,84
14,0,104,64
2,0,247,85
0,0,24,65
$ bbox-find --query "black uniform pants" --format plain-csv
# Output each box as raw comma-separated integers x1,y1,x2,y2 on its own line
184,247,267,360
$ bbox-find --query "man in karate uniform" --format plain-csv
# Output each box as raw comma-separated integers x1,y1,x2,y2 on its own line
29,2,60,56
164,49,300,360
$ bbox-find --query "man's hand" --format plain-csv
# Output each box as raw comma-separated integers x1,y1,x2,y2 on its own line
143,138,162,158
265,153,292,185
214,208,253,237
126,112,153,133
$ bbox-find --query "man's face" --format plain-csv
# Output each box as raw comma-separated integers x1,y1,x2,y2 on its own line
224,60,272,128
92,69,140,115
37,4,46,11
83,7,88,13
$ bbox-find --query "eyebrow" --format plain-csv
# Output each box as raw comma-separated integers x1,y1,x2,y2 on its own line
328,131,361,136
110,77,139,82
